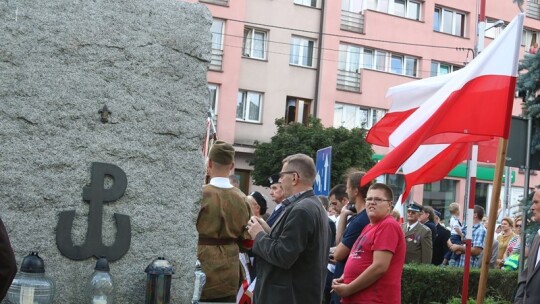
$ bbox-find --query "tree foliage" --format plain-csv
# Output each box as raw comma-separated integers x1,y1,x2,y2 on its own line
516,51,540,238
249,117,375,187
517,52,540,152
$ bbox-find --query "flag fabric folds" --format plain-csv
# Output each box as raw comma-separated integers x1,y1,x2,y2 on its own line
362,13,524,199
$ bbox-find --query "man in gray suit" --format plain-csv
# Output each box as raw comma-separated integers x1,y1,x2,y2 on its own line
246,153,331,304
515,189,540,303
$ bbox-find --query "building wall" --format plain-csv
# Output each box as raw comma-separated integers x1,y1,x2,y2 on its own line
197,0,540,216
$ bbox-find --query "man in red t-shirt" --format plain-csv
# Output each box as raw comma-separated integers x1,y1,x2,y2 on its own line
331,183,406,303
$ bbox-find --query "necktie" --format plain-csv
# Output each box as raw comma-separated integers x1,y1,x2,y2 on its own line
266,206,283,227
266,199,291,227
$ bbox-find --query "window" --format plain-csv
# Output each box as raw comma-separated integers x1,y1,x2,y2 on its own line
390,54,403,74
243,27,268,60
208,84,219,115
338,44,362,72
430,61,461,76
237,91,262,123
366,0,422,20
285,97,311,124
294,0,317,7
290,36,316,67
434,7,465,37
375,50,387,71
333,103,385,129
211,19,224,51
423,179,458,224
522,29,539,52
337,44,417,77
342,0,363,13
389,54,418,76
210,19,225,69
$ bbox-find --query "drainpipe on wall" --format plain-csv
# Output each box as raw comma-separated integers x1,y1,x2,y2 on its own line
313,0,325,119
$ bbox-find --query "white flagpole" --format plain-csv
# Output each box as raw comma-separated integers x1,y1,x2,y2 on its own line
461,144,478,304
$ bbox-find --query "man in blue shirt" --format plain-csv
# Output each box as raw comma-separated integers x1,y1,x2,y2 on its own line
448,205,486,268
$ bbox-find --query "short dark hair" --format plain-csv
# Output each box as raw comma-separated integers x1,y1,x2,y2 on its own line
329,184,348,201
474,205,485,220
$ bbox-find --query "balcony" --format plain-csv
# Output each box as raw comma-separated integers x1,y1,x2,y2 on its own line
199,0,228,6
337,69,361,92
527,0,540,20
210,48,223,71
340,10,365,33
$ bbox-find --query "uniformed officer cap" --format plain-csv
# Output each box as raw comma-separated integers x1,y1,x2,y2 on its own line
268,174,280,185
407,202,423,213
209,140,235,165
434,209,442,218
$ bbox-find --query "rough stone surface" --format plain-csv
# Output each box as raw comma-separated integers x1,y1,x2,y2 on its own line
0,0,211,302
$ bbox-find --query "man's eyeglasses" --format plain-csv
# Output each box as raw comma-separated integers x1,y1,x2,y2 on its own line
279,171,298,178
366,197,391,204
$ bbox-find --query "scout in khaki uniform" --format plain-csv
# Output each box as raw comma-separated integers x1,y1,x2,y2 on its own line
197,141,252,302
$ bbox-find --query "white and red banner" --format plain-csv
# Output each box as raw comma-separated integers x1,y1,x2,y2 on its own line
362,13,524,199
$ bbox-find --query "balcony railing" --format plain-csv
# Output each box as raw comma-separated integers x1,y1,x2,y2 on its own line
340,10,365,33
527,0,540,20
210,48,223,71
337,69,361,92
199,0,228,6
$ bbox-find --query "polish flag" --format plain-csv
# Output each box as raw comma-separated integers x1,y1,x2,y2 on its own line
362,13,524,198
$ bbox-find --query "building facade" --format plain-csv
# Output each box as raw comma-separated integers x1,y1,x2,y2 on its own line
193,0,540,221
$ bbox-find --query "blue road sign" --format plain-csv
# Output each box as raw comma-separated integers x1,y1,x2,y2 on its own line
314,147,332,196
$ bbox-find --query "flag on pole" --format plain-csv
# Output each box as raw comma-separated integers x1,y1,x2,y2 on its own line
362,13,524,198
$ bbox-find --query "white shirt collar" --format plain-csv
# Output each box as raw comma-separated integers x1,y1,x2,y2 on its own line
209,177,233,189
408,221,419,230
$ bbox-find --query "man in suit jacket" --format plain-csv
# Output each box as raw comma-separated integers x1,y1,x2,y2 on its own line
247,154,331,304
514,189,540,303
402,202,432,264
432,210,450,265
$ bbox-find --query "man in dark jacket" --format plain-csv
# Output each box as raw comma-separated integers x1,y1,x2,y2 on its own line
432,210,450,265
247,154,331,304
0,216,17,300
420,205,438,244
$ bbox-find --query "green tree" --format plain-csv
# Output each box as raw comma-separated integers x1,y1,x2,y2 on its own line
517,51,540,151
249,117,375,187
516,46,540,240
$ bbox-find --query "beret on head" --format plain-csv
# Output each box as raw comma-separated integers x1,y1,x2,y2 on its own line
268,174,280,185
250,191,267,215
209,140,235,165
407,202,423,212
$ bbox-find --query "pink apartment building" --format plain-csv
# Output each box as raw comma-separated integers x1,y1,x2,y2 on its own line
193,0,540,220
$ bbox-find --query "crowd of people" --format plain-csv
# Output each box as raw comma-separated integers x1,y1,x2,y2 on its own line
196,140,540,304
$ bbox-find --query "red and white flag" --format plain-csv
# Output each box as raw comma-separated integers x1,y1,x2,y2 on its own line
362,13,524,198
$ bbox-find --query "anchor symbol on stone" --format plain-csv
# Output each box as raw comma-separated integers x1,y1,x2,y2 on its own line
56,162,131,262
